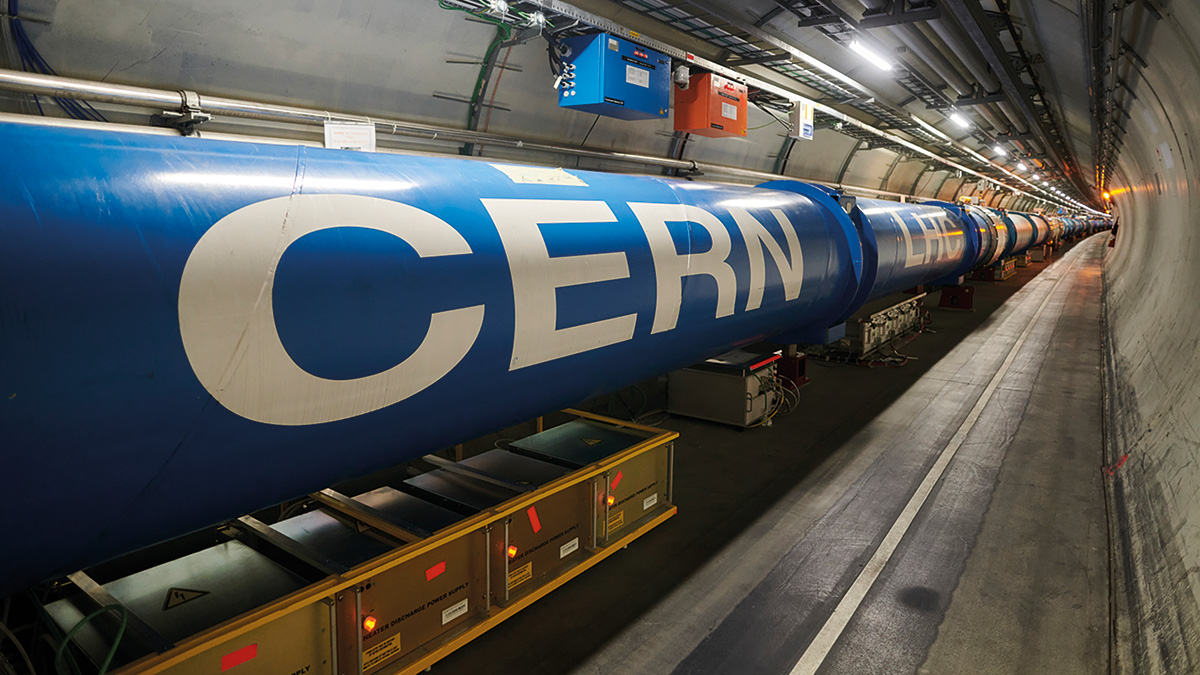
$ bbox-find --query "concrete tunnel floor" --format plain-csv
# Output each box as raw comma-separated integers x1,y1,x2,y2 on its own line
434,235,1111,675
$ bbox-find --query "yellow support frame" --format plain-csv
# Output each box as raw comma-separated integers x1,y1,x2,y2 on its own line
111,410,677,675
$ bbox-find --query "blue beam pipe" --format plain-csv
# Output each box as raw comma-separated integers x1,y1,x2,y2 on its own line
0,120,1016,595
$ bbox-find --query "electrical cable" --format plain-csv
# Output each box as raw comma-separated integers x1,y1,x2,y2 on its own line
635,409,669,426
437,1,513,41
580,114,600,146
750,100,792,132
25,592,77,675
54,605,126,675
0,621,36,675
607,385,647,422
464,25,506,137
6,0,107,121
479,45,512,133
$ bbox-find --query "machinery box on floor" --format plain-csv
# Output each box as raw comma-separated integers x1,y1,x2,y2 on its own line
43,412,677,675
667,349,781,427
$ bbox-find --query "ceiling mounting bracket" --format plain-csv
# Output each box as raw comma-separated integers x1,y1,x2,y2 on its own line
858,0,941,29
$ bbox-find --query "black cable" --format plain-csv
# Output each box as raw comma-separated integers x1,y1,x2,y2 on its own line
580,114,600,146
751,100,791,132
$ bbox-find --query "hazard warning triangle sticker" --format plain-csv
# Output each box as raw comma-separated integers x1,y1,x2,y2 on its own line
163,587,209,610
581,438,602,446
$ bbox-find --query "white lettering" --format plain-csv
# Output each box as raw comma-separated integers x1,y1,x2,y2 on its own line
730,207,804,311
942,215,964,259
482,199,637,370
629,202,737,333
899,212,925,268
929,214,946,262
178,195,485,426
900,211,954,267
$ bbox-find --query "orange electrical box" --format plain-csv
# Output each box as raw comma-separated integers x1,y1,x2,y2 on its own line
674,72,748,137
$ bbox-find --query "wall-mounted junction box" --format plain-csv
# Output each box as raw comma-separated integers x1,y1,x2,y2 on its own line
558,32,670,121
673,71,747,137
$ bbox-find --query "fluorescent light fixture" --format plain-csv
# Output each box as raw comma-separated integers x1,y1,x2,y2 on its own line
950,112,970,128
912,115,952,141
1017,162,1027,171
993,145,1007,156
849,41,893,70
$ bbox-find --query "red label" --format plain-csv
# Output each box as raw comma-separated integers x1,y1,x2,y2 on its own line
750,354,783,370
426,560,446,581
527,506,542,533
611,470,624,490
221,644,257,671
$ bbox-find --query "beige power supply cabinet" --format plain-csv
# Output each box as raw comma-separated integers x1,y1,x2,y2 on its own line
668,349,780,427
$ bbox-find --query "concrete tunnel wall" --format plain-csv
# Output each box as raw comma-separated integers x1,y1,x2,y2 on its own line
0,0,999,199
1103,0,1200,671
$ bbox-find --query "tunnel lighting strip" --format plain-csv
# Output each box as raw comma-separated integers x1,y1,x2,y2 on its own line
526,0,1102,215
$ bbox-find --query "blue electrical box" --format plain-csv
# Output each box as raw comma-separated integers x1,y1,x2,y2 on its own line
558,32,670,120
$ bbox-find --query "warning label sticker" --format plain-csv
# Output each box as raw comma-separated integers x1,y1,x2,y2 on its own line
441,598,469,625
363,634,401,671
607,510,625,533
507,562,533,590
560,537,580,559
162,587,208,610
643,493,658,511
721,101,738,120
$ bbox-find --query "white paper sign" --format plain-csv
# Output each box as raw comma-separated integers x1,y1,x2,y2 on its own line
626,64,649,88
560,537,580,558
441,598,469,625
489,163,589,186
323,121,376,152
721,101,738,120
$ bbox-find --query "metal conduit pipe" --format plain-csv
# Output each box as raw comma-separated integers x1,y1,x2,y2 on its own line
0,68,185,107
888,26,972,97
901,26,1015,141
853,0,1040,155
0,69,918,200
848,1,1011,138
921,19,1041,154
